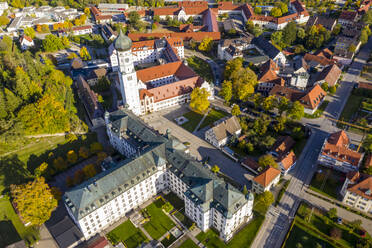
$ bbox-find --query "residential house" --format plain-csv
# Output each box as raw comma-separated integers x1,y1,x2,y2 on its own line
306,16,337,31
338,11,359,29
333,36,361,65
86,68,108,85
19,35,34,50
318,130,364,172
358,0,371,14
269,136,297,175
257,59,285,95
252,35,287,67
0,1,8,15
341,172,372,214
252,167,281,193
283,57,310,90
63,109,254,242
71,25,93,36
205,116,241,148
91,6,112,23
304,48,336,70
269,84,327,114
314,64,342,87
97,3,129,14
217,36,255,60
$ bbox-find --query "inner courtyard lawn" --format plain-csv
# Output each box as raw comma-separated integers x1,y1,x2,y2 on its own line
179,238,199,248
199,109,229,129
180,111,204,132
143,199,175,240
106,220,148,248
309,166,345,200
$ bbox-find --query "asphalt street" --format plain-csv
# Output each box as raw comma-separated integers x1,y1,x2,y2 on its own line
251,37,372,248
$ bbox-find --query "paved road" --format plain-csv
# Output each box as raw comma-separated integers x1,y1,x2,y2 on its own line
252,38,372,248
142,106,253,186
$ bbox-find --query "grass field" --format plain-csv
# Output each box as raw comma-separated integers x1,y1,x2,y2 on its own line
199,109,229,129
309,166,345,200
284,203,370,248
179,238,199,248
180,111,204,132
186,56,214,83
196,213,265,248
338,94,364,123
106,220,148,248
0,198,39,247
143,199,175,240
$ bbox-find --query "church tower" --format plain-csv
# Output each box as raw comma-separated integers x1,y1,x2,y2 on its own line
114,30,141,115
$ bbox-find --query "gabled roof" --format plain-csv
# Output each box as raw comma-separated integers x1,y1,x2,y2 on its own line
328,130,349,147
271,136,295,157
315,64,341,86
20,35,33,43
339,10,358,21
306,16,336,30
253,166,280,187
278,151,296,170
209,116,241,142
258,59,279,82
252,36,281,60
347,174,372,200
299,84,327,109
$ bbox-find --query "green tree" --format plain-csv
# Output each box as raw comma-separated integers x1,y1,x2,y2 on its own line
288,101,304,120
254,191,274,214
4,88,21,112
220,80,233,103
297,28,306,39
10,177,58,226
332,24,342,36
224,57,243,79
262,95,276,111
211,165,220,174
271,31,285,48
84,7,90,16
151,23,157,30
198,37,213,52
276,2,288,15
349,219,362,231
282,22,297,45
34,162,48,177
23,27,36,39
0,90,7,118
360,29,369,44
328,208,337,219
0,16,10,26
231,104,241,116
82,163,97,179
274,116,286,132
270,7,282,17
258,154,278,169
189,87,210,113
153,15,160,22
321,82,329,92
329,85,337,94
242,185,248,195
362,9,372,24
80,46,91,60
129,11,140,24
90,142,103,153
253,114,270,136
348,44,356,53
254,7,262,14
67,150,78,164
79,146,89,159
363,134,372,152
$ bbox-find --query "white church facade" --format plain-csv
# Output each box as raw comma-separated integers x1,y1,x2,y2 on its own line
109,31,213,116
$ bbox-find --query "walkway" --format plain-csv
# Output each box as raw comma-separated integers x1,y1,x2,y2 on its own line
139,225,153,241
192,109,210,134
303,189,372,234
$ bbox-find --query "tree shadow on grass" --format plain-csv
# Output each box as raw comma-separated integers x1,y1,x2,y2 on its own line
0,220,22,247
0,155,32,194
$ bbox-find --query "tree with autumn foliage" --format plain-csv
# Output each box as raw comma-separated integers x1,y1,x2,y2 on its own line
190,87,210,113
11,177,58,226
82,164,97,179
79,46,91,60
198,37,213,52
79,146,89,159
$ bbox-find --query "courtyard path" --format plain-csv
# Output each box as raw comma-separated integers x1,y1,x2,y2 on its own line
192,109,211,134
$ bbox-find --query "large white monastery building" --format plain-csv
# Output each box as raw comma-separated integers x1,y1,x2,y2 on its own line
109,31,213,116
63,110,253,242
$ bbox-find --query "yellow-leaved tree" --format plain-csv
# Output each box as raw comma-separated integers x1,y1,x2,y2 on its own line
198,37,213,52
11,177,58,226
189,87,210,114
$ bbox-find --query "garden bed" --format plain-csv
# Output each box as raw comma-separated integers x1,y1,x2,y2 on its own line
106,220,148,248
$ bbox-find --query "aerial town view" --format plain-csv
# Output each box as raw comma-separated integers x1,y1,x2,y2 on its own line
0,0,372,247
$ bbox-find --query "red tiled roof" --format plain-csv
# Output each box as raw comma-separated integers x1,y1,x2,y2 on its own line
258,59,279,82
299,84,327,110
178,1,208,8
72,25,93,31
21,35,33,43
315,64,342,86
347,174,372,200
328,130,349,147
241,157,260,171
253,166,281,187
271,136,295,158
339,10,358,21
278,151,296,170
128,32,221,42
365,154,372,168
358,82,372,90
304,53,336,67
87,236,109,248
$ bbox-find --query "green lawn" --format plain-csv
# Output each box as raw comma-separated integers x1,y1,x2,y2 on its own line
160,233,177,247
284,203,370,248
173,210,194,228
0,198,39,247
284,222,334,248
179,238,199,248
338,94,363,123
186,56,214,83
143,199,175,240
199,109,230,129
106,220,148,248
180,111,204,132
309,166,345,200
196,213,265,248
